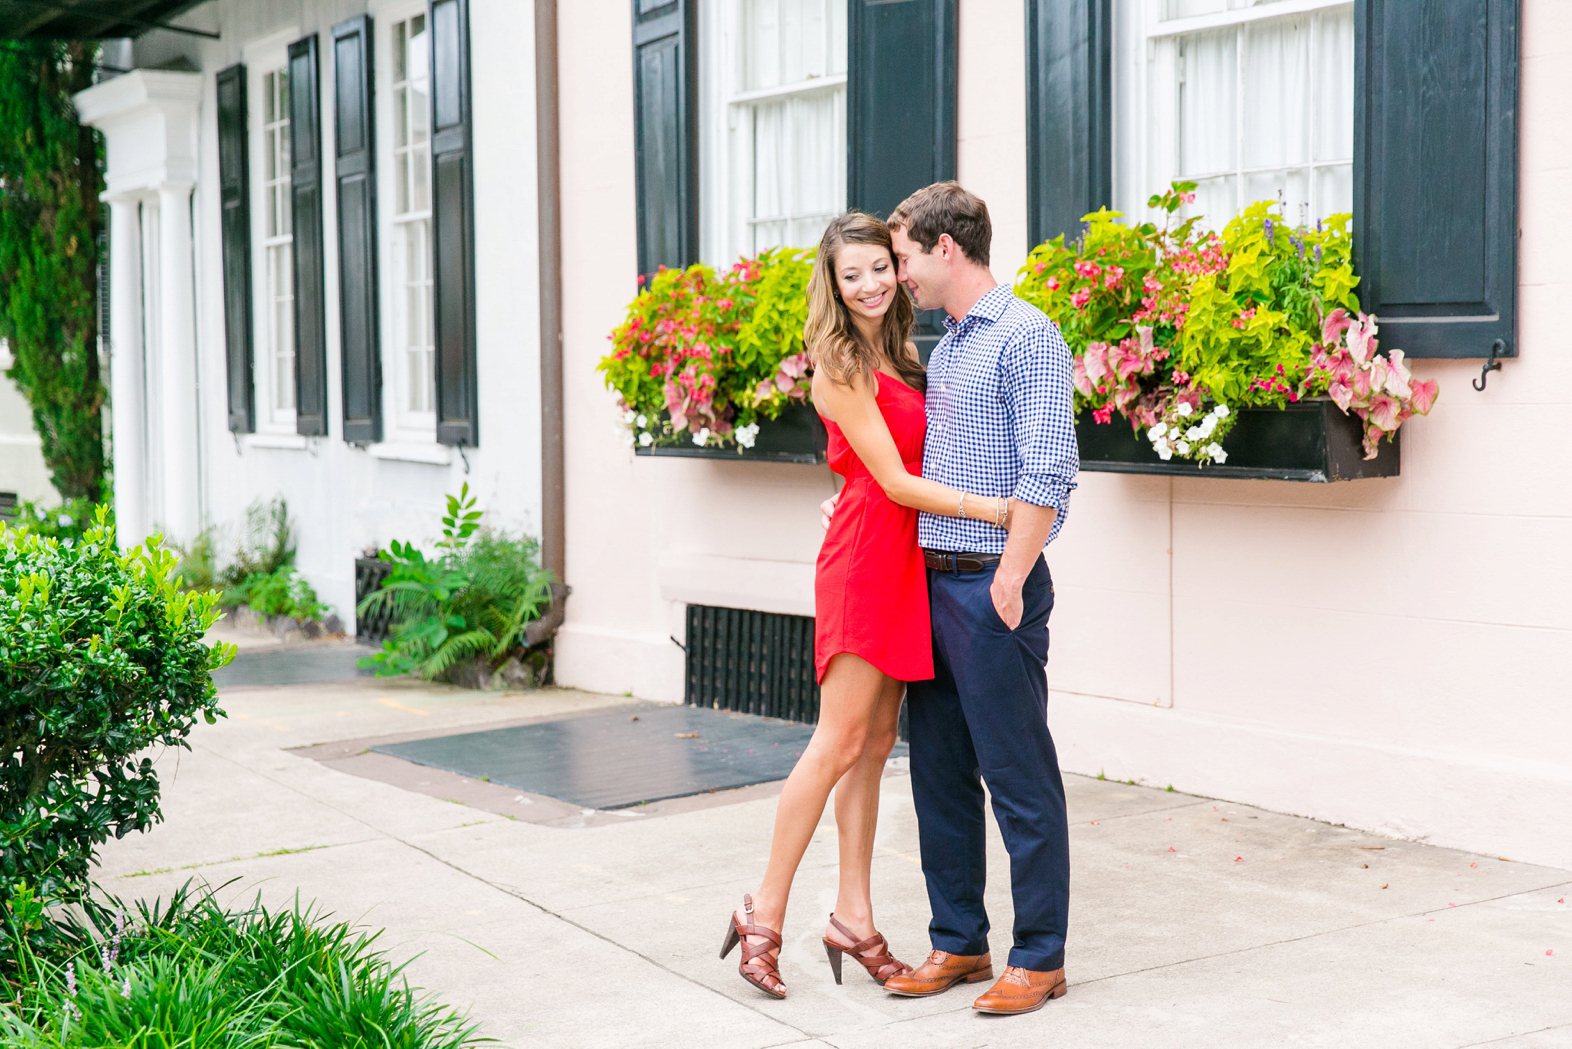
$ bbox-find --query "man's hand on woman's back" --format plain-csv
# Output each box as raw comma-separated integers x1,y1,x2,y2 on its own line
821,494,839,530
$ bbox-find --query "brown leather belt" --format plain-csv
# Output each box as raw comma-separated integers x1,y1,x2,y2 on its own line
923,549,1003,572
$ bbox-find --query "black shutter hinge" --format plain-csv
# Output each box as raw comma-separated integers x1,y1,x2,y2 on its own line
1472,339,1506,392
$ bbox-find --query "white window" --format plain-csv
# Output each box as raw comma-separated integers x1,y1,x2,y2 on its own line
257,65,295,429
701,0,847,263
385,11,435,435
1114,0,1354,229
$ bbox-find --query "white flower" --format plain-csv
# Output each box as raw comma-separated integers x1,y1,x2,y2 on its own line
1185,425,1202,441
620,408,637,425
1154,440,1173,461
1176,440,1191,455
1176,402,1194,417
57,514,73,528
1148,422,1168,441
1206,442,1227,463
693,427,710,447
635,413,648,428
1198,415,1218,437
735,423,759,449
638,431,653,447
1212,404,1230,419
121,975,131,999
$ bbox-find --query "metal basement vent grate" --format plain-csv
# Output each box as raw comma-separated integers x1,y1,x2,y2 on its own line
685,604,820,724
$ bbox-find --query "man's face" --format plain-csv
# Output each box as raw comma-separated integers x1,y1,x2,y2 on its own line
891,227,947,312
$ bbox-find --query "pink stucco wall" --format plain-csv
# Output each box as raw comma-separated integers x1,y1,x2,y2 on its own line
554,0,1572,868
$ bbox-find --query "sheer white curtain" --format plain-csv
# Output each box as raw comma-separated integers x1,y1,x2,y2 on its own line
707,0,847,261
1114,0,1354,230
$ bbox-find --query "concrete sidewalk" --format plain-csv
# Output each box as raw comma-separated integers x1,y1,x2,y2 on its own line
95,677,1571,1049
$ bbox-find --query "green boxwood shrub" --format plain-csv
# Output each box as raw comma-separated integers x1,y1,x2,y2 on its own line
0,509,234,911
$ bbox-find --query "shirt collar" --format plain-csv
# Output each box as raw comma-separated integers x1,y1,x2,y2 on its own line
942,284,1013,334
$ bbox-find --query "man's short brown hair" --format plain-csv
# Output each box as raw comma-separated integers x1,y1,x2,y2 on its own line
888,182,991,267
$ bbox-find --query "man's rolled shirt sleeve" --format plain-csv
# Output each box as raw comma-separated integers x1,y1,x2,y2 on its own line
1001,320,1080,540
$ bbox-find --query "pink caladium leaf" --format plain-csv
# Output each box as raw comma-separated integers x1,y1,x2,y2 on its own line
1409,378,1439,415
1383,348,1414,398
1368,393,1402,432
1072,356,1094,397
1321,307,1352,346
1083,342,1110,384
1328,380,1354,413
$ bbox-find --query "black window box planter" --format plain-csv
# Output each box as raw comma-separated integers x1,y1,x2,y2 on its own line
633,401,828,464
1077,399,1399,482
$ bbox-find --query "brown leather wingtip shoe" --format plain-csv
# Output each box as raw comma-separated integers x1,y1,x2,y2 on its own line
883,950,993,997
971,965,1067,1015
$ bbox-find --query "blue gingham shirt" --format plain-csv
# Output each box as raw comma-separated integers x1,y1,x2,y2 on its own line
919,285,1079,553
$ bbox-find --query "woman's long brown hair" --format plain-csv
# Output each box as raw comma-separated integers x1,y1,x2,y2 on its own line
804,212,924,392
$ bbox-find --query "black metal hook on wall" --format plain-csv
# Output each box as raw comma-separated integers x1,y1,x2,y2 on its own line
1473,339,1506,392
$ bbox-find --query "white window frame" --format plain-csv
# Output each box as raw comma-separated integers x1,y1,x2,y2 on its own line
1112,0,1354,228
372,0,437,445
243,33,300,439
698,0,847,265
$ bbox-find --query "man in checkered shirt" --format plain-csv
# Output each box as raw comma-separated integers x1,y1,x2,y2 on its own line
880,182,1079,1014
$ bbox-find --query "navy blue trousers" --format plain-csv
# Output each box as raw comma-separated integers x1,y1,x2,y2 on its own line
907,556,1069,972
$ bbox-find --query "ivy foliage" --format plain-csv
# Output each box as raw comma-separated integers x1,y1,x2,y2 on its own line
0,508,234,911
0,41,107,503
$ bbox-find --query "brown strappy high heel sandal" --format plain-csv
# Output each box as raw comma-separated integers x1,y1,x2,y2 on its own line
720,894,786,999
822,913,911,987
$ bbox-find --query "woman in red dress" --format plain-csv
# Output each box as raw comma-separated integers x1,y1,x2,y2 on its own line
722,213,1013,998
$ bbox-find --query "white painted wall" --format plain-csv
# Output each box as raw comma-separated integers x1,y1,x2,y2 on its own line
0,346,55,507
123,0,542,626
555,0,1572,869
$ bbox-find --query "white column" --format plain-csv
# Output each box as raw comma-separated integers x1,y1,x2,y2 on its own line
155,181,199,542
105,193,146,549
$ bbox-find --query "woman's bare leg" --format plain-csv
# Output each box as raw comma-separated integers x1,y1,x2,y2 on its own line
827,674,905,942
742,653,887,949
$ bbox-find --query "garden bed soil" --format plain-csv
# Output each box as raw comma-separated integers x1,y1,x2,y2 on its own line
1077,399,1400,482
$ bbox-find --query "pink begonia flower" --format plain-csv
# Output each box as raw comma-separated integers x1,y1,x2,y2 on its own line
1070,288,1092,309
1409,378,1439,415
1074,260,1102,280
1104,266,1125,288
1072,357,1094,397
1092,406,1113,424
1046,276,1060,291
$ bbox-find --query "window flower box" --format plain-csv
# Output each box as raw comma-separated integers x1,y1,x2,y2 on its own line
1077,398,1398,483
634,401,827,465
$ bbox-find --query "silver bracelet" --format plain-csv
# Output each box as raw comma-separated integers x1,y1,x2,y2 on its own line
957,492,968,518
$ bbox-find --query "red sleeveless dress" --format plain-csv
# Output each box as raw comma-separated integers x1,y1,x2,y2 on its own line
814,371,934,685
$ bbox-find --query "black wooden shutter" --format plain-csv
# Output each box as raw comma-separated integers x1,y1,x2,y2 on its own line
848,0,956,220
1353,0,1518,359
632,0,697,281
333,16,382,443
216,63,255,433
289,34,329,436
429,0,478,446
1025,0,1112,247
848,0,956,354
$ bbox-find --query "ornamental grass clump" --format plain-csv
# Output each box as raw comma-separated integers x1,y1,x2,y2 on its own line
0,509,234,919
1,884,487,1049
1015,182,1438,463
600,248,814,450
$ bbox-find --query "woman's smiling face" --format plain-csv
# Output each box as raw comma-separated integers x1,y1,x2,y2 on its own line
835,241,899,324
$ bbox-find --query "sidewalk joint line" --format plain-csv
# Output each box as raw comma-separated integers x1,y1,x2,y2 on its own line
1455,1020,1572,1048
199,743,812,1041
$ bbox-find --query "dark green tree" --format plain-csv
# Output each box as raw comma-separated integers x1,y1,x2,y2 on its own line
0,40,107,503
